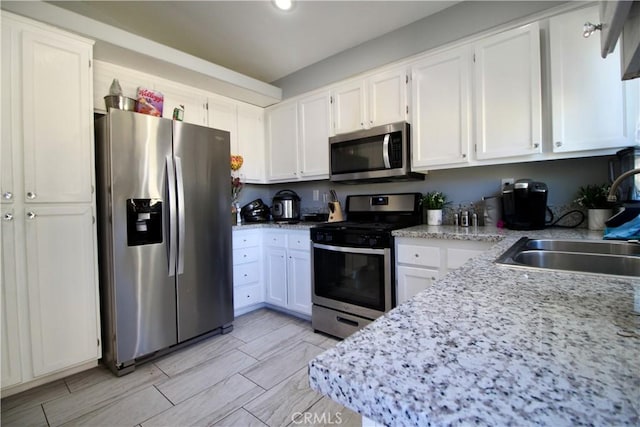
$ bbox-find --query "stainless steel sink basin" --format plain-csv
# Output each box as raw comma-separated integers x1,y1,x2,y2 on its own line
524,239,640,256
496,237,640,277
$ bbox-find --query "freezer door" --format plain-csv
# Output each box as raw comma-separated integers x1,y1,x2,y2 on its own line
108,110,177,364
173,121,233,342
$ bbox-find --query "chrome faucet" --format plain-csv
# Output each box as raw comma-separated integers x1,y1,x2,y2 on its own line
608,167,640,202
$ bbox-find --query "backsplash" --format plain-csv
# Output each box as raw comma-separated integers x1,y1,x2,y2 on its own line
237,155,611,227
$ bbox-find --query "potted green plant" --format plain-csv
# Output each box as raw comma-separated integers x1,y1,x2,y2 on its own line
421,191,449,225
574,183,612,230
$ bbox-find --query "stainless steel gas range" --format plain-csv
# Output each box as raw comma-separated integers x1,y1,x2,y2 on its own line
310,193,422,339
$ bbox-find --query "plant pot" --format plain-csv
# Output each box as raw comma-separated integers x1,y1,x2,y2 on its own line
588,208,612,230
426,209,443,226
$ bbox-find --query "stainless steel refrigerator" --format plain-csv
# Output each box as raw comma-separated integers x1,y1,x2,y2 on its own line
95,109,233,375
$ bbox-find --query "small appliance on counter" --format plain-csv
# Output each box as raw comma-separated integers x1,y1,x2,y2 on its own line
241,199,270,223
502,179,548,230
609,146,640,202
271,189,301,222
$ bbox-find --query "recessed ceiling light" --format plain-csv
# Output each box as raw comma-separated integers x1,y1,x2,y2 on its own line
273,0,293,11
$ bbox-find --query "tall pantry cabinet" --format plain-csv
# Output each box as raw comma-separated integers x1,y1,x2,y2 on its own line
1,12,101,394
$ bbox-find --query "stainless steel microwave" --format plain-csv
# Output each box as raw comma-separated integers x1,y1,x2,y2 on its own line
329,122,424,183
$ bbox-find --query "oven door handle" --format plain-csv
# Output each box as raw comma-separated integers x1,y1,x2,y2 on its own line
313,242,386,255
382,133,391,169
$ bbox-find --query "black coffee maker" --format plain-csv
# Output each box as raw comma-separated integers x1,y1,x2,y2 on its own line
502,179,548,230
609,147,640,202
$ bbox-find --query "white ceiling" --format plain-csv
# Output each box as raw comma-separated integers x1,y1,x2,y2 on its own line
47,1,457,83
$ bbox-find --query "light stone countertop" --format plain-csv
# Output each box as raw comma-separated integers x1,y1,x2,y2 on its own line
308,225,640,426
232,221,318,231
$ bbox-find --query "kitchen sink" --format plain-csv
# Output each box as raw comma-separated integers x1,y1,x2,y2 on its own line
523,239,640,255
496,237,640,277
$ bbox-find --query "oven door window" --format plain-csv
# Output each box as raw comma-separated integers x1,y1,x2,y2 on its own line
313,246,385,311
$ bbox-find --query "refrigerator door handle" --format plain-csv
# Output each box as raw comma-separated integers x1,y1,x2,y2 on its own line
175,156,186,275
166,155,177,277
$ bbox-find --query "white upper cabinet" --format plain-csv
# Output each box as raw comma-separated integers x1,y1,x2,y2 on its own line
549,5,633,153
367,67,409,127
331,79,365,134
266,101,299,182
265,91,332,183
22,28,94,204
208,95,267,183
332,66,408,134
298,91,331,180
236,103,266,183
157,82,208,126
411,45,473,168
473,23,542,160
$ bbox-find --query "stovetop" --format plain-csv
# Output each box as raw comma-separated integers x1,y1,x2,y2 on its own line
313,221,416,232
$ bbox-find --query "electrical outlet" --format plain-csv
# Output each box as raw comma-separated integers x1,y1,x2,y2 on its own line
313,189,320,201
501,178,514,189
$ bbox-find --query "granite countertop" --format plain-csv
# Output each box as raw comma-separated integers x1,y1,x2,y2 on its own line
233,221,319,231
309,226,640,426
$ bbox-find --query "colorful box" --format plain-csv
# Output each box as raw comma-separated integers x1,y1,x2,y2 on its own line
136,87,164,117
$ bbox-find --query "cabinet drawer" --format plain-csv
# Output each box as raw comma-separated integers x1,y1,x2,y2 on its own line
233,231,260,249
396,244,440,268
233,262,261,286
288,233,310,251
264,231,286,247
233,247,260,265
234,283,264,309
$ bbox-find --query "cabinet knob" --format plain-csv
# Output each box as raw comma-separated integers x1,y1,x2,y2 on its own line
26,211,36,220
555,141,562,147
3,212,13,221
26,191,36,200
461,153,467,158
533,143,540,149
414,253,419,258
3,191,12,200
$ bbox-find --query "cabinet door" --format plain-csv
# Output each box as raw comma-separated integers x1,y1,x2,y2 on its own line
264,247,288,308
1,206,22,388
209,96,238,152
411,46,472,169
332,80,366,134
287,249,312,316
266,101,299,181
237,103,266,183
1,21,16,206
549,6,631,152
158,83,208,126
368,67,408,127
474,23,542,160
298,91,331,180
396,266,439,305
24,205,99,377
21,29,94,204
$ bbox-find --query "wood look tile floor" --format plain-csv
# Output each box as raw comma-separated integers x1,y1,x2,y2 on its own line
1,309,361,427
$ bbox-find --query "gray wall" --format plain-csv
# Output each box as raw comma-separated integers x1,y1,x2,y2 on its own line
271,1,569,97
237,156,612,218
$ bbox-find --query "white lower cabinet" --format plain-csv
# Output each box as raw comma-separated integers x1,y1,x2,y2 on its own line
232,229,264,315
264,230,312,316
395,237,494,304
24,206,100,377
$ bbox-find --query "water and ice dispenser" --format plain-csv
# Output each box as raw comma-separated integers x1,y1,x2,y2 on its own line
126,199,163,246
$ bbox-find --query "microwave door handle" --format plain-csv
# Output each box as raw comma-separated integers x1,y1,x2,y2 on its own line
382,134,391,169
